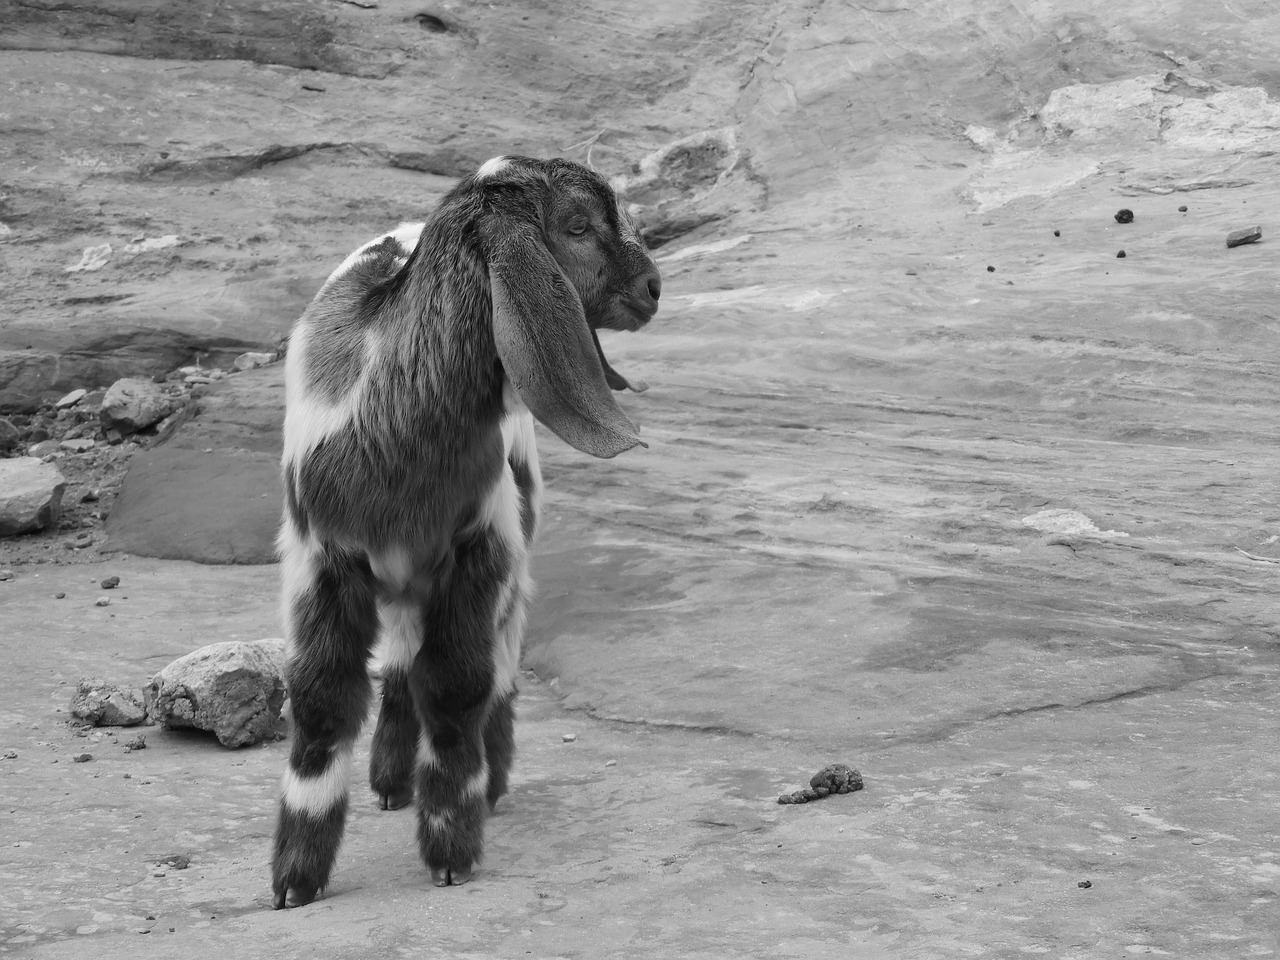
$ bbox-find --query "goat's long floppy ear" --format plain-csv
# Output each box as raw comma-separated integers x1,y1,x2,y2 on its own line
488,232,645,459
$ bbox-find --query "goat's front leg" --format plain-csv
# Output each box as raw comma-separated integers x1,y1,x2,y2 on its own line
271,536,378,909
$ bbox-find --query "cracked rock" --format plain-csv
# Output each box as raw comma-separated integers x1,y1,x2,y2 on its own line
70,678,148,727
146,639,287,747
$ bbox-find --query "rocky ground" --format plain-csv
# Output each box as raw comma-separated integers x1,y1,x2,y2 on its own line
4,1,1280,957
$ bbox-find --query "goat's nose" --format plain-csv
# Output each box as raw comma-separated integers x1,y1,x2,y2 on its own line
633,268,662,309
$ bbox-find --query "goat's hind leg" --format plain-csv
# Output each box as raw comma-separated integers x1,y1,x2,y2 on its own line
369,599,422,811
271,538,379,909
412,527,517,886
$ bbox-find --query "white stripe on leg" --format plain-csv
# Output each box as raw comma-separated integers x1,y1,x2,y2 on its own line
282,742,355,818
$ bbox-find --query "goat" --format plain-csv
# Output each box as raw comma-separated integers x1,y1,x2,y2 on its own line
269,155,661,908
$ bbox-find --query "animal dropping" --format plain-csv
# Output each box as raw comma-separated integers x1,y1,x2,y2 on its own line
270,156,662,909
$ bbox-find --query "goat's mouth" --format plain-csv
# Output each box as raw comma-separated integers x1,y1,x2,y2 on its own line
591,329,648,393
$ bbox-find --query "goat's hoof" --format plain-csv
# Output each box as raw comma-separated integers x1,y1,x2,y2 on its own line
272,883,320,909
378,788,413,811
430,865,473,887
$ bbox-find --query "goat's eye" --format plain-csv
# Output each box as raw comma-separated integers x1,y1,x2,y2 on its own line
566,220,589,237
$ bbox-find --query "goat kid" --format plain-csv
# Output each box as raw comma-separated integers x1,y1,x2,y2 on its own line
270,156,661,908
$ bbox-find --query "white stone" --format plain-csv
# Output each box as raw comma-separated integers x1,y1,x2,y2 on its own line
147,640,288,748
55,389,88,409
99,378,173,435
232,351,276,371
0,458,67,537
65,244,112,273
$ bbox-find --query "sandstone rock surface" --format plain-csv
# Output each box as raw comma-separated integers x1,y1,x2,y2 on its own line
0,457,67,536
147,639,287,747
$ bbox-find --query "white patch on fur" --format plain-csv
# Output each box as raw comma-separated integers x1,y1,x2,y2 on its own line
321,222,424,291
427,812,451,832
369,546,414,592
417,731,438,771
491,562,531,698
475,156,511,180
282,742,354,818
281,322,373,472
473,464,523,559
463,759,490,799
370,598,422,677
499,389,543,536
277,521,321,659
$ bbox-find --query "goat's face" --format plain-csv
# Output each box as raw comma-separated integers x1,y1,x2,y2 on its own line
537,172,662,336
470,156,661,459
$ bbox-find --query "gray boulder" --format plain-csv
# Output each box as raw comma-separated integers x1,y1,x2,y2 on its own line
99,378,174,435
0,457,67,536
70,678,148,727
147,639,287,748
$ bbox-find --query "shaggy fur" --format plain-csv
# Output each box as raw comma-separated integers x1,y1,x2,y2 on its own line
270,156,661,909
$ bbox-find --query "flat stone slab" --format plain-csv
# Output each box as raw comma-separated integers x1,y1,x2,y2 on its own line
105,446,281,564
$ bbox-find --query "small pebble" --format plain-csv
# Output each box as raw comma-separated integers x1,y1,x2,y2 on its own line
72,753,93,763
1116,250,1126,258
561,733,576,743
1053,229,1060,237
604,759,616,767
101,576,120,590
1114,208,1134,223
1,751,16,760
95,597,111,607
1078,879,1092,889
1191,837,1207,845
1178,205,1188,212
986,265,995,272
55,592,66,599
0,569,13,581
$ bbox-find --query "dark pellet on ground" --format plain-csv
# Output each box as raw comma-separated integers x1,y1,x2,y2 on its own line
1078,880,1093,889
778,763,864,804
101,576,120,590
1117,250,1127,258
1114,208,1134,223
986,265,995,272
1053,230,1060,237
1178,205,1188,212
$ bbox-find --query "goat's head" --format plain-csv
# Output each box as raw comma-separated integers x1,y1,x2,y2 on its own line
467,155,662,459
